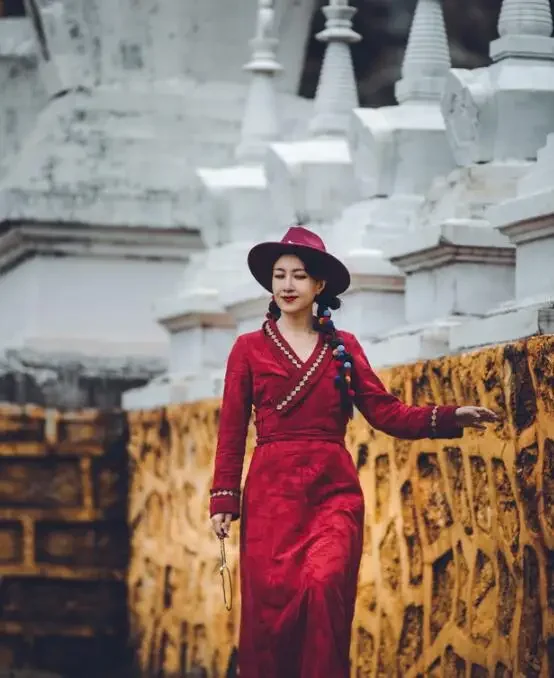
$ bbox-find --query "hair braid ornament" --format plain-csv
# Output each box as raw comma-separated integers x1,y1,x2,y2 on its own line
313,300,354,418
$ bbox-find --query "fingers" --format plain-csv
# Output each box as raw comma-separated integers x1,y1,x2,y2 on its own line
477,407,500,422
210,513,232,539
211,514,225,539
222,514,232,537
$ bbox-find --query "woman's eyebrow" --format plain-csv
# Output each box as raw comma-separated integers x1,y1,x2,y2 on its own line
274,267,306,272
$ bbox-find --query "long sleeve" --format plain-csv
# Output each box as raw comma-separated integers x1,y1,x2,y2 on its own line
347,334,463,440
210,335,253,520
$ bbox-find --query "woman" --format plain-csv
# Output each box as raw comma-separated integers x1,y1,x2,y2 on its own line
209,226,498,678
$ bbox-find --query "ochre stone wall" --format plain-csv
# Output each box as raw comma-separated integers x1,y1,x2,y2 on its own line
127,336,554,677
0,404,129,677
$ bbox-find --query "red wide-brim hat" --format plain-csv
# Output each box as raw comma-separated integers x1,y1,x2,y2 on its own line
247,226,351,297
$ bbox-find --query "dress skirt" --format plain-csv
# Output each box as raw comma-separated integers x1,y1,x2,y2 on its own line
238,439,365,678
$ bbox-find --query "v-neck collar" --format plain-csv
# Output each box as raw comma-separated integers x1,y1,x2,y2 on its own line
267,318,323,369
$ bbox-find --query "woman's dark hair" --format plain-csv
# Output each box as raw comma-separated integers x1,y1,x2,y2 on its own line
266,253,354,418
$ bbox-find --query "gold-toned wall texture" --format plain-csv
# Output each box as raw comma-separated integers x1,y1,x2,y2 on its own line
0,404,129,677
127,336,554,678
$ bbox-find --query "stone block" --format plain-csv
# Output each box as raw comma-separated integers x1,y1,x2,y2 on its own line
266,138,358,225
0,520,23,564
57,410,127,456
35,521,128,569
0,577,126,628
443,60,554,167
195,165,277,248
349,104,455,199
32,634,126,678
91,452,128,518
385,222,515,326
0,635,27,672
0,405,45,449
0,458,83,509
416,163,530,229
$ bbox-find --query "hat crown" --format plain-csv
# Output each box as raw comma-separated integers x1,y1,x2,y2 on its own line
280,226,327,253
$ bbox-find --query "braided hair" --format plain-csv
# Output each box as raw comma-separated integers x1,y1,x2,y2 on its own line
265,263,355,418
313,292,354,418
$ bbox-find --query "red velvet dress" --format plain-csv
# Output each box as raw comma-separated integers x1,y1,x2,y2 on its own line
210,319,462,678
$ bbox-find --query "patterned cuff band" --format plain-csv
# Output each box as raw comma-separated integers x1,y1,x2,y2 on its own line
430,405,438,437
210,489,240,499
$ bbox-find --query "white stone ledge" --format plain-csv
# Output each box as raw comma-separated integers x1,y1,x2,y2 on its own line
365,318,462,368
343,249,404,286
0,221,200,274
5,346,166,379
123,380,185,411
122,370,226,409
385,221,514,273
490,35,554,62
489,192,554,239
449,302,554,353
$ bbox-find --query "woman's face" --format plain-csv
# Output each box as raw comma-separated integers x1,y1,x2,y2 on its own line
272,254,325,315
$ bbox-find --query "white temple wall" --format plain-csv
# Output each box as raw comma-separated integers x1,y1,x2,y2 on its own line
405,261,516,325
515,237,554,300
0,255,183,358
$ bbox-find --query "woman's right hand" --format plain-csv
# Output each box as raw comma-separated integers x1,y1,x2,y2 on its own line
211,512,232,539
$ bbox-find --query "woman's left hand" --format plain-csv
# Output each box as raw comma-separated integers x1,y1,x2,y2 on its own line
455,406,500,431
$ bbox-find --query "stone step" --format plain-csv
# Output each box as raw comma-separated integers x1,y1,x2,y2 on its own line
449,300,554,352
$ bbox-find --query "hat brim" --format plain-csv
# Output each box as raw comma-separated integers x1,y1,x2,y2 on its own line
247,242,351,298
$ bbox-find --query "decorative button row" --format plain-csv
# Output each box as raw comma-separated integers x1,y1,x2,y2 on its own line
431,405,438,435
276,344,328,411
264,322,303,369
210,489,240,498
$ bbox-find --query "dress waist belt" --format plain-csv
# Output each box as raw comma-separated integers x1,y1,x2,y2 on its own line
256,431,345,447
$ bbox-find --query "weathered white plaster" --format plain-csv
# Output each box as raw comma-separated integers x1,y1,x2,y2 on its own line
0,18,45,172
368,0,554,365
0,253,184,360
24,0,314,94
0,82,310,230
322,0,456,354
309,0,361,137
266,138,358,226
368,223,515,364
450,127,554,351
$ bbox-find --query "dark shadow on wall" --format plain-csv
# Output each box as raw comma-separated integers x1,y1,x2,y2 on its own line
124,643,238,678
0,0,26,17
299,0,554,107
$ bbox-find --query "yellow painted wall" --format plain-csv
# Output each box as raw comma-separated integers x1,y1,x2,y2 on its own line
128,336,554,677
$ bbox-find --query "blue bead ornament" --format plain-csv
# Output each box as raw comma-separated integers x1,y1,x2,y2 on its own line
344,361,352,369
323,309,332,317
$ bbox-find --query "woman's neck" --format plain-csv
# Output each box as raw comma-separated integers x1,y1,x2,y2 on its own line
277,309,315,335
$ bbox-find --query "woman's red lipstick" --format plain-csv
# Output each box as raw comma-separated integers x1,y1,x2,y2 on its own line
282,296,297,303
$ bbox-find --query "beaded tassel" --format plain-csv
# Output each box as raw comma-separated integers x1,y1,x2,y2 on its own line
315,304,355,411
